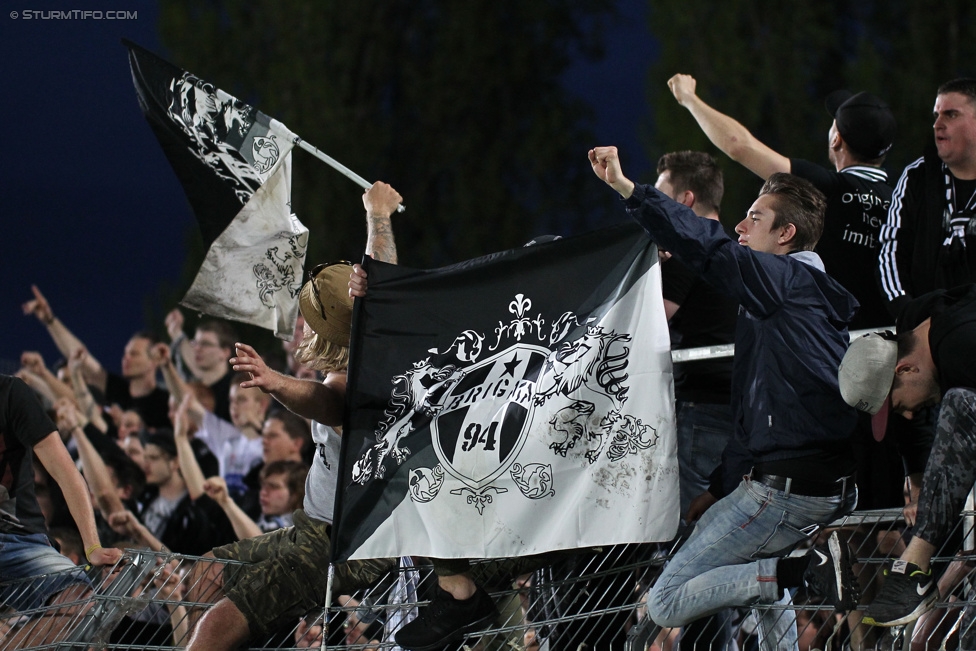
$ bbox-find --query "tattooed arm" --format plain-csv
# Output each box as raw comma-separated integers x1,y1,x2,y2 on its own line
363,181,401,264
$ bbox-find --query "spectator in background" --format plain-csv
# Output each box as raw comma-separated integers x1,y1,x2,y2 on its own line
878,78,976,320
22,285,171,429
111,428,232,555
653,151,738,522
165,310,237,421
238,410,311,516
202,460,308,539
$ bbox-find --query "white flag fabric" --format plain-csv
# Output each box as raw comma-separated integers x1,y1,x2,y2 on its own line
180,151,308,337
334,223,679,561
126,40,307,338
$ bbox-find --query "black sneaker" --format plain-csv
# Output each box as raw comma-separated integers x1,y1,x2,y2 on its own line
862,560,938,627
394,584,499,651
802,531,860,611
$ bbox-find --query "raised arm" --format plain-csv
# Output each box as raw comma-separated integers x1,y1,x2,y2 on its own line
67,348,108,433
202,476,263,540
154,341,190,405
667,74,790,180
589,146,636,198
231,342,346,426
349,181,403,298
20,351,75,406
22,285,107,391
364,181,402,264
174,395,207,500
592,147,795,318
166,308,204,380
57,399,124,518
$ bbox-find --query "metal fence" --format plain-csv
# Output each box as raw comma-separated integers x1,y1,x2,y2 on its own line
3,503,976,650
12,327,968,651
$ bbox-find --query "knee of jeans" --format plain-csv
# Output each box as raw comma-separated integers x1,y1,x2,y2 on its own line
647,582,684,628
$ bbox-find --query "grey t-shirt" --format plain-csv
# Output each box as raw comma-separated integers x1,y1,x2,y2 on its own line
303,421,340,523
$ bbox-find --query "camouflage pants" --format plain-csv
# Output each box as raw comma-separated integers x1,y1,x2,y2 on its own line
914,388,976,546
213,509,395,638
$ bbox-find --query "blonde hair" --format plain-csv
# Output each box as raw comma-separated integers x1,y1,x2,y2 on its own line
293,322,349,373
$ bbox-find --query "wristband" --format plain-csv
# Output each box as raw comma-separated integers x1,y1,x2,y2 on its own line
42,314,55,325
85,543,102,561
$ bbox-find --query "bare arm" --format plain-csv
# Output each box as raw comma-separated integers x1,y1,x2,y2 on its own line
20,351,76,406
202,477,263,540
33,431,123,566
174,395,207,500
68,348,108,433
166,308,204,379
151,561,190,645
22,285,107,391
363,182,402,264
667,74,790,180
232,343,346,426
58,402,125,518
153,342,190,405
108,510,166,552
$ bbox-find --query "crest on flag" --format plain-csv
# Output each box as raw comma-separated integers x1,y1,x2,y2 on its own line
335,224,679,562
125,40,307,338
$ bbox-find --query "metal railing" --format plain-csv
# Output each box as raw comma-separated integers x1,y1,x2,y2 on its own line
4,503,976,650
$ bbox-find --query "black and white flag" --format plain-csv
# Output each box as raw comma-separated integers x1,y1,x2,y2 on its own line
125,40,307,338
334,223,678,562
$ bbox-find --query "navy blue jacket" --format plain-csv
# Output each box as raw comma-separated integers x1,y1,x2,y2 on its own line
622,184,859,495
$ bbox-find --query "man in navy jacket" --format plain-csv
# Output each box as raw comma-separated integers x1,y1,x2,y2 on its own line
590,146,860,651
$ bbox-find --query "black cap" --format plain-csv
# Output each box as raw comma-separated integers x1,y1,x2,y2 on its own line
825,90,896,160
145,430,178,458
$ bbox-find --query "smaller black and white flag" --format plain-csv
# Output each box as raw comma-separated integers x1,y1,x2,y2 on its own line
125,40,307,338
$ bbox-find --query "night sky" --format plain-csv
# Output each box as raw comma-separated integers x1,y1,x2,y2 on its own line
2,2,654,375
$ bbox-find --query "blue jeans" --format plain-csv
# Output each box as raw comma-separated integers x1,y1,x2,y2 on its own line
648,477,857,651
0,532,89,612
676,401,734,519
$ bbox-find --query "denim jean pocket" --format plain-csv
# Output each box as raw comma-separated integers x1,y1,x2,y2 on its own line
749,516,813,559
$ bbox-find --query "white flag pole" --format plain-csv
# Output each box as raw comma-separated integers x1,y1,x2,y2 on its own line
293,137,406,213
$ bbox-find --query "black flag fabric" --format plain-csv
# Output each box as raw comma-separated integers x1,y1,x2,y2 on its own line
125,40,307,338
334,223,679,562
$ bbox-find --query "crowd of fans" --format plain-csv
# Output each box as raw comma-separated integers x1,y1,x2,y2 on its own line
3,74,976,651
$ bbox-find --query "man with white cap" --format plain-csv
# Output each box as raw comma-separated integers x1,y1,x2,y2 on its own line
838,283,976,625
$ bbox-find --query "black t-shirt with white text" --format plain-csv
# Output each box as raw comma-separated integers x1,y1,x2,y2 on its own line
791,159,893,329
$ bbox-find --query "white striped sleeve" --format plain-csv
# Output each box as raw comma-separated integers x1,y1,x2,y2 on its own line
878,157,925,302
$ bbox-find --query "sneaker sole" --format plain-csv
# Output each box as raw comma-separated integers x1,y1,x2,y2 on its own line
395,610,499,651
862,590,938,627
828,532,859,611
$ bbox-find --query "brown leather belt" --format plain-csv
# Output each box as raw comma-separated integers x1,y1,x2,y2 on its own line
750,470,853,498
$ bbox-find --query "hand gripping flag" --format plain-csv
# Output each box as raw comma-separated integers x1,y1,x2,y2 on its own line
334,223,679,562
125,40,307,338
